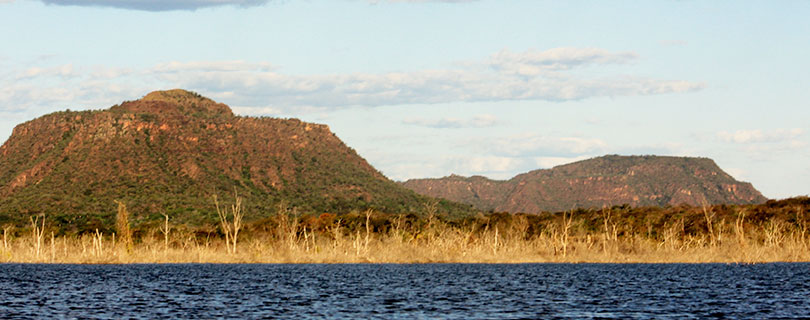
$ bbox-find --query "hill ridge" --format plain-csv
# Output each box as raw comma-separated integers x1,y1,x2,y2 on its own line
402,155,767,213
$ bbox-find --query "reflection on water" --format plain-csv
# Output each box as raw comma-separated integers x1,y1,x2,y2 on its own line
1,263,809,319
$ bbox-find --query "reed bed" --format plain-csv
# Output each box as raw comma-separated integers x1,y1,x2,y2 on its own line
2,203,809,264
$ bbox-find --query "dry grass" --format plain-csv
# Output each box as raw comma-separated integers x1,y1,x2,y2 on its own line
2,208,809,264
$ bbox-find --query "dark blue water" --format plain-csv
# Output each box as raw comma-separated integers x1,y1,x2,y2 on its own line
0,263,809,319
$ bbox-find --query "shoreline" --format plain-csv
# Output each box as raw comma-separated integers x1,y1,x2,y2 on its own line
2,261,808,265
4,199,808,265
3,235,807,264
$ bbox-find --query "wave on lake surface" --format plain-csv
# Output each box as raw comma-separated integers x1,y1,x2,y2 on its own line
1,263,809,319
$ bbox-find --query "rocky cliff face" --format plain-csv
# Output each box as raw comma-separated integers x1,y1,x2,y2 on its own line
402,155,768,213
0,89,470,227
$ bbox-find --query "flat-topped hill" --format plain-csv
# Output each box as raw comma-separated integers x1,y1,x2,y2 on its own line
0,90,472,230
402,155,767,213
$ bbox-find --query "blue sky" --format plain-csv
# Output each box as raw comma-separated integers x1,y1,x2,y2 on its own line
1,0,808,199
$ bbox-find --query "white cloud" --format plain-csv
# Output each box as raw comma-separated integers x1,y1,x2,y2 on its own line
481,133,608,158
38,0,270,11
0,48,704,117
718,128,804,144
16,64,77,80
402,114,499,128
489,48,638,76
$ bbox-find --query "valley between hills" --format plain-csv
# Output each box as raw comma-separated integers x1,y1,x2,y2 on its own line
0,89,807,264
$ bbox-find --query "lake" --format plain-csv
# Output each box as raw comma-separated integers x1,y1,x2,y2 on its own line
0,263,808,319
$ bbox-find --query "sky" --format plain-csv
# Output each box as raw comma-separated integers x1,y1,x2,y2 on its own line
0,0,808,199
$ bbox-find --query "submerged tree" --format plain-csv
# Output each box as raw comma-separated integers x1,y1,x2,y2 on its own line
214,191,244,254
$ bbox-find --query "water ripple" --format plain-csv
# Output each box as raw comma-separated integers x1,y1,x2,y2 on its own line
0,263,809,319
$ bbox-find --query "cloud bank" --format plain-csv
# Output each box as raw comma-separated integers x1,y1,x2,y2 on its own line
154,48,703,112
1,48,704,117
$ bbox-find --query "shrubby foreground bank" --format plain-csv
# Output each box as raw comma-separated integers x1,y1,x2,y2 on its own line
2,197,808,264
